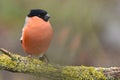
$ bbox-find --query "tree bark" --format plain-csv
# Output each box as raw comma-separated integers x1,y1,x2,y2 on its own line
0,48,120,80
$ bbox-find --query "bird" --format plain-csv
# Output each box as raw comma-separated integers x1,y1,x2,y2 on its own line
20,9,53,62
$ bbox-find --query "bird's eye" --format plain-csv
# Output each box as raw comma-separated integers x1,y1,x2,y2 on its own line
38,15,41,17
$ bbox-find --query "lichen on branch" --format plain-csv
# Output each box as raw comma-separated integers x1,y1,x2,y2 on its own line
0,48,120,80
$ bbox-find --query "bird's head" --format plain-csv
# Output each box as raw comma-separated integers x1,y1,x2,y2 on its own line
27,9,50,22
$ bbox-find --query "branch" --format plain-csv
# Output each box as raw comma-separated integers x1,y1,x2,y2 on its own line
0,48,120,80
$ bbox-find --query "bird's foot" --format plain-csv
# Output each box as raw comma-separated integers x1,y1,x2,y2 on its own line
39,54,49,64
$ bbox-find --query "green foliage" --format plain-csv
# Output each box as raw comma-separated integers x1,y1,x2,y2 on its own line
0,0,104,30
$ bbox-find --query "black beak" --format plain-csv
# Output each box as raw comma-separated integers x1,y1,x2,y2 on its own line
44,14,50,21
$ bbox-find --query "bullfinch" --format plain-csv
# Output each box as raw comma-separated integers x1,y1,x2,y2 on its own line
20,9,53,62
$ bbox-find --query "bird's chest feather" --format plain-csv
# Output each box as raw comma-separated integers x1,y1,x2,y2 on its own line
22,18,53,47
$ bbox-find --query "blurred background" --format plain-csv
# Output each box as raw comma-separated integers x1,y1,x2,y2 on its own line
0,0,120,80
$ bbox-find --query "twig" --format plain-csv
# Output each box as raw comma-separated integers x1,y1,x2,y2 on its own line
0,48,15,60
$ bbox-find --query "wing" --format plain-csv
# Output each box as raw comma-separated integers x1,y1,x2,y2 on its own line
20,25,24,44
20,17,29,44
20,37,23,44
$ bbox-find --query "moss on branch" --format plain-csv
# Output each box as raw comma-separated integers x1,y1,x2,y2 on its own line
0,48,120,80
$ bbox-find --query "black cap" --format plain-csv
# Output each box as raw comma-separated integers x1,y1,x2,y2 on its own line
28,9,50,21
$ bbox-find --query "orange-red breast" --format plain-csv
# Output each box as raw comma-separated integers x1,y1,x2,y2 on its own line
20,9,53,62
